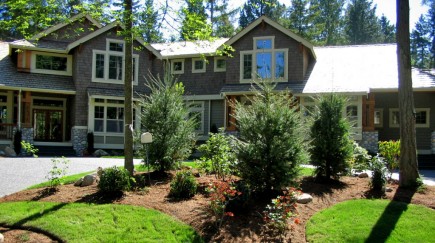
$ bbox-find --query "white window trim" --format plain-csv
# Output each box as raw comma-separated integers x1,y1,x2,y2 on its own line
91,39,139,85
389,108,430,128
253,36,275,50
30,51,72,76
374,108,383,128
214,56,226,72
239,44,288,83
343,96,362,140
188,101,205,135
171,59,185,74
192,58,206,73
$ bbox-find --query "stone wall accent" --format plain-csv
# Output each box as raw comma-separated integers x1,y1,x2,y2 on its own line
359,131,379,154
21,128,34,144
432,131,435,154
72,126,88,156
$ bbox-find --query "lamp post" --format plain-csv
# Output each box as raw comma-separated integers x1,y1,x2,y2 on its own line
140,132,153,184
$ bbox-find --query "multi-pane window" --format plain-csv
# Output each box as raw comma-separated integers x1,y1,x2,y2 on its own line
390,108,430,128
94,106,104,132
106,107,124,133
93,99,130,134
92,39,138,84
188,102,204,134
192,58,205,73
214,57,226,72
36,55,67,71
240,37,288,82
374,109,383,127
172,59,184,74
346,105,358,125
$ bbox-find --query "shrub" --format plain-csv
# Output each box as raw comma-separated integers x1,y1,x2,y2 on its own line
13,130,22,155
263,187,301,235
138,72,196,172
206,180,241,228
98,166,132,193
46,157,70,189
369,155,388,191
21,141,39,157
349,141,371,171
196,129,237,181
378,140,400,176
310,94,353,180
233,81,309,193
169,171,198,199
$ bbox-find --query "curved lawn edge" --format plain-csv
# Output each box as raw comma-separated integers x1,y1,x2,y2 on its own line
306,199,435,242
0,201,203,243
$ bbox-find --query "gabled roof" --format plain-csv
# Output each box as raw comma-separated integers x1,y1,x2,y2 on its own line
302,44,435,94
9,15,162,58
223,16,316,59
151,38,229,58
31,13,103,41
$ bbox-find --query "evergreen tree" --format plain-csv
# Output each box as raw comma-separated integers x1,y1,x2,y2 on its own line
137,0,163,43
422,0,435,67
239,0,286,28
206,0,236,37
286,0,317,40
411,15,431,68
180,0,212,40
379,14,396,43
310,0,346,45
345,0,383,44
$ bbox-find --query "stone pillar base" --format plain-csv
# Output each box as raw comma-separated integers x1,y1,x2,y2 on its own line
432,131,435,154
72,126,88,156
358,131,379,154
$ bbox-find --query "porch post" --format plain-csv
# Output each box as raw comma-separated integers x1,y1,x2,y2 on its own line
18,89,21,130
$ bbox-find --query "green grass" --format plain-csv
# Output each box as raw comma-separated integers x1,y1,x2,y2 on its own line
27,171,94,189
299,166,315,177
0,201,202,243
306,199,435,242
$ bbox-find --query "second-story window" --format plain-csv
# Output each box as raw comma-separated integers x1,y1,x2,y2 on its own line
214,57,226,72
192,58,206,73
92,39,139,84
31,52,72,76
240,36,288,82
171,59,184,74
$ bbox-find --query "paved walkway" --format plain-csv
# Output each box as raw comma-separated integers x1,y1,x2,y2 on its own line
0,157,142,197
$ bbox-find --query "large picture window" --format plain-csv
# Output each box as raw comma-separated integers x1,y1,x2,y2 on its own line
240,36,288,82
92,39,139,84
31,52,72,76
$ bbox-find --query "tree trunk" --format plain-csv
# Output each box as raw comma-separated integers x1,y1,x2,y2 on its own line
124,0,134,176
396,0,420,187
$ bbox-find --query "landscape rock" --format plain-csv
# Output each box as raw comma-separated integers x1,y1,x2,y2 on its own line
74,178,84,187
297,193,313,204
4,146,16,157
93,149,109,157
81,175,96,187
0,233,4,243
0,150,5,157
358,172,369,178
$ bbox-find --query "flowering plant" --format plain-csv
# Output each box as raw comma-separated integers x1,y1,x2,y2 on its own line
206,181,242,227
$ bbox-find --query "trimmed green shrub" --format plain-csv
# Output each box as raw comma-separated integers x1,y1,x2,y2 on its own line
196,129,237,181
169,171,198,199
98,166,132,193
138,72,196,172
370,155,388,191
233,81,309,193
310,94,353,180
350,141,372,171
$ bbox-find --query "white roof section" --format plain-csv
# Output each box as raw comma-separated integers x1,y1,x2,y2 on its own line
303,44,435,94
151,38,229,58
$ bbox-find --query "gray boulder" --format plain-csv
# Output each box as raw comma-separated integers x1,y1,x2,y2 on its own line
4,146,16,157
0,232,4,243
297,193,313,204
358,172,369,178
93,149,109,157
74,178,84,186
81,175,96,187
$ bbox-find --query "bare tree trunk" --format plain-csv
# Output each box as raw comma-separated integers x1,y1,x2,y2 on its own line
124,0,134,175
396,0,420,187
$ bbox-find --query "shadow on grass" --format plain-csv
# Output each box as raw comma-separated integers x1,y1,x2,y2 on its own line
75,191,125,204
365,187,416,242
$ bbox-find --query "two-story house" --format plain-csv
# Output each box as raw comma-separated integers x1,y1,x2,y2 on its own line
1,14,435,161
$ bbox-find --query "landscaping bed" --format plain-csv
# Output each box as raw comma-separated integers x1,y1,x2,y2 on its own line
1,172,434,242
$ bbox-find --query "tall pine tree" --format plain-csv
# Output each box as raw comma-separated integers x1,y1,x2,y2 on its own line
411,15,431,68
137,0,163,43
286,0,317,40
310,0,346,45
180,0,211,40
345,0,383,44
206,0,236,37
380,14,396,43
239,0,286,28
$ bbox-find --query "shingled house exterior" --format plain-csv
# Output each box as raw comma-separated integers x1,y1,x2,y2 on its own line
1,14,435,158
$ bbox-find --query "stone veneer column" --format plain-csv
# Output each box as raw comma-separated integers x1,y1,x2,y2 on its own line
72,126,88,156
359,131,379,154
432,131,435,154
21,128,34,144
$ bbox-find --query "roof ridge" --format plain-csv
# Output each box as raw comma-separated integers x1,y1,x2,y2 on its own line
315,43,397,49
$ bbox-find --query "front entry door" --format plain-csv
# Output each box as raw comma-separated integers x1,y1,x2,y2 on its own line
33,110,63,141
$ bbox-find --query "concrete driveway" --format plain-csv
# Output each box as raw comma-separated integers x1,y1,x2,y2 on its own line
0,157,142,197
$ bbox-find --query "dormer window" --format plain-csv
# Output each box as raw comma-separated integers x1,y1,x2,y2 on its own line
31,52,72,76
92,39,139,84
240,36,288,83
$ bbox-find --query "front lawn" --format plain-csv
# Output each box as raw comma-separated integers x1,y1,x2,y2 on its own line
0,201,202,242
306,199,435,242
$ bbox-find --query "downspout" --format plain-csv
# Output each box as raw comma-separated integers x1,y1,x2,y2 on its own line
18,89,22,130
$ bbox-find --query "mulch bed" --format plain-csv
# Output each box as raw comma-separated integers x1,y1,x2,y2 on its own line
0,172,434,243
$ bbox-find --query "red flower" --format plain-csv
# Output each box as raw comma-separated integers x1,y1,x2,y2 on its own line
225,212,234,217
294,218,300,224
